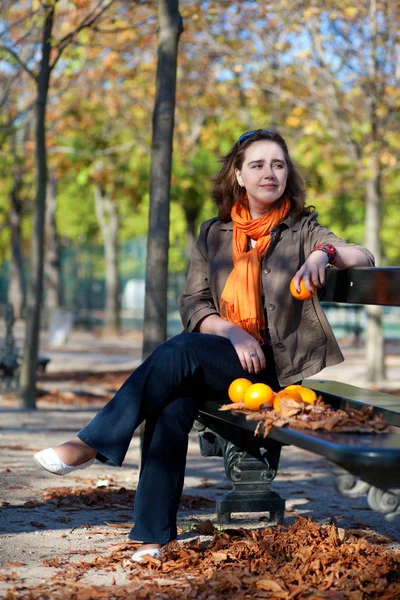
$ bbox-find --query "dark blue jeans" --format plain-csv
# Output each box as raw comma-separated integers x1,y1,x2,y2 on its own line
77,332,280,544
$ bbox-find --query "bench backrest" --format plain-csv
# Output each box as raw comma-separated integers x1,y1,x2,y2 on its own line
320,267,400,306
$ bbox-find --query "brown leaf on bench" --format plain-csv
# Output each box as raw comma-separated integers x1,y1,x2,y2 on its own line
246,395,394,437
279,398,304,419
219,402,246,411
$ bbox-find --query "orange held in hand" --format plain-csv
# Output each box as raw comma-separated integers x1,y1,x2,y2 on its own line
228,378,253,403
290,277,316,301
243,383,275,411
273,389,303,412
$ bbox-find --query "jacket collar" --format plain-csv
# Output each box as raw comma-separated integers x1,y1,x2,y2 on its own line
218,212,301,232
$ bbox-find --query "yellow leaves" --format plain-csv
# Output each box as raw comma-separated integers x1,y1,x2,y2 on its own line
343,6,359,19
102,51,120,70
180,180,192,191
286,116,301,128
293,106,305,117
380,151,397,168
376,105,388,118
303,7,319,20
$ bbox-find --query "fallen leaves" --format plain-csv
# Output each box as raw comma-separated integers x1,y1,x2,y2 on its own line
105,522,133,529
220,396,394,437
4,516,400,598
34,371,132,406
39,485,214,513
191,519,216,535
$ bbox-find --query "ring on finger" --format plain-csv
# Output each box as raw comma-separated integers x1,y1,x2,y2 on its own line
250,352,257,357
304,270,311,276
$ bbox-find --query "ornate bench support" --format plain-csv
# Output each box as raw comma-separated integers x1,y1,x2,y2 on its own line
331,463,400,522
197,424,285,525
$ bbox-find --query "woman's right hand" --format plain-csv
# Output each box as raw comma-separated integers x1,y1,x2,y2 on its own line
226,326,266,374
199,315,266,374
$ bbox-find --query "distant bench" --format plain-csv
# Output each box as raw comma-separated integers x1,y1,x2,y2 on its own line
321,302,364,346
0,303,51,393
196,267,400,524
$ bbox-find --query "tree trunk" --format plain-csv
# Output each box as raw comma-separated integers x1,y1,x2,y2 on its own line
19,4,55,408
94,184,120,335
9,164,25,320
44,170,62,320
365,1,385,383
183,204,198,272
365,155,385,383
142,0,183,358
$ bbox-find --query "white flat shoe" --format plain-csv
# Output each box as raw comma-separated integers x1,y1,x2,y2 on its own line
33,448,96,476
131,548,162,563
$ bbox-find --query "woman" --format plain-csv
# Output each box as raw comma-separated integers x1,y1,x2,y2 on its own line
34,129,374,562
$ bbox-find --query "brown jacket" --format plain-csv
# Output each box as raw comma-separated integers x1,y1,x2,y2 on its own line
178,212,374,386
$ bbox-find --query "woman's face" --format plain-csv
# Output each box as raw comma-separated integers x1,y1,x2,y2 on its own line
235,140,288,215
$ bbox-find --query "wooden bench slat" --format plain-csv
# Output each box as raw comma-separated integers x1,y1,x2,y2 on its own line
198,400,400,490
320,267,400,306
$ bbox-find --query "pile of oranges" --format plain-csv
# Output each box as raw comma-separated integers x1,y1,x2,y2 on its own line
228,378,317,412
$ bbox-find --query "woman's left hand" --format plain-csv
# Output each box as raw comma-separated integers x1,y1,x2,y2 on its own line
293,251,329,294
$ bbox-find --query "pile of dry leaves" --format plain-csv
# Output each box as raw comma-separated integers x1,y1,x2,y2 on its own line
35,371,131,406
3,517,399,599
219,397,393,437
38,485,214,513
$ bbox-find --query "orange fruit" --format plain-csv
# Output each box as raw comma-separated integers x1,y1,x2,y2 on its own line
273,389,303,412
243,383,275,411
228,378,253,403
290,277,316,301
285,384,317,405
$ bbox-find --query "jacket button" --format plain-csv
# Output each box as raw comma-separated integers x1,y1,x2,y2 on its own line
268,304,275,311
263,268,271,274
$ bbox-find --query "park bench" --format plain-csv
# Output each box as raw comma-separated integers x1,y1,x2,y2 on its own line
0,303,51,393
196,267,400,525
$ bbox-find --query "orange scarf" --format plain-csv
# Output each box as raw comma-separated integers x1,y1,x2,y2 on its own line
220,198,290,343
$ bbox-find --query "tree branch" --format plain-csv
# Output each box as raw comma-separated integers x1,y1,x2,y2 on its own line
307,16,361,162
0,44,38,81
50,0,116,71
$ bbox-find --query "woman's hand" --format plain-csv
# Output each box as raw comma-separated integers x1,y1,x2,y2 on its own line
226,326,266,374
199,314,266,374
293,250,329,294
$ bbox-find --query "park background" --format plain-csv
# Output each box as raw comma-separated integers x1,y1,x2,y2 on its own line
1,2,400,598
0,1,399,398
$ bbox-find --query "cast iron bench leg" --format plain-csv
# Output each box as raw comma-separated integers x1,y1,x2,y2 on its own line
330,463,400,522
216,439,285,525
197,427,285,524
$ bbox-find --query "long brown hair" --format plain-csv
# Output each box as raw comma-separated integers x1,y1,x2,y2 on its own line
211,129,313,222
